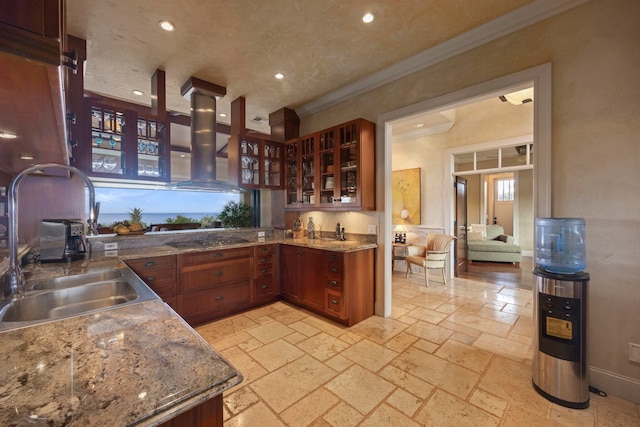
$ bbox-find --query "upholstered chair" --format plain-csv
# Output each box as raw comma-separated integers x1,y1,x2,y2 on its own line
405,234,456,286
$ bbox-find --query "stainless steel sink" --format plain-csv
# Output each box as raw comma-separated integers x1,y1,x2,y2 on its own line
0,267,158,331
27,269,124,291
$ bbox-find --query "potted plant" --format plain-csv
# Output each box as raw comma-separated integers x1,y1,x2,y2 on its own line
217,201,251,228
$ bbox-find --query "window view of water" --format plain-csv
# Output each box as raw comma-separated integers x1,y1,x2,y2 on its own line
91,188,239,226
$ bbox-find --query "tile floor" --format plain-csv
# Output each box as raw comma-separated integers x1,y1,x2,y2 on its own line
195,272,640,426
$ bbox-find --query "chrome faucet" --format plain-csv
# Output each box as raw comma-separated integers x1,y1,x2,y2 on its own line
3,163,98,299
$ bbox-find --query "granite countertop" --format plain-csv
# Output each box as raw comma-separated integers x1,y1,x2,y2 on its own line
0,299,242,426
0,233,374,425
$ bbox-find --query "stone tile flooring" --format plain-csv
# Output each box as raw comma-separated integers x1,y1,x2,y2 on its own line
195,272,640,426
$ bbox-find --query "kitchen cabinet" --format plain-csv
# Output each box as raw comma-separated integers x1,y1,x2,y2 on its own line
284,118,375,211
125,255,177,310
252,244,279,304
178,247,252,325
280,245,375,326
84,102,169,181
158,394,223,427
0,193,7,248
228,134,283,189
0,0,72,175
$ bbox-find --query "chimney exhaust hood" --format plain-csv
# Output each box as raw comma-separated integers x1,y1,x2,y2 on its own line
173,77,243,192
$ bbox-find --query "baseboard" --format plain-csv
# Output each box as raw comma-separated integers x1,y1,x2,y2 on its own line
590,366,640,404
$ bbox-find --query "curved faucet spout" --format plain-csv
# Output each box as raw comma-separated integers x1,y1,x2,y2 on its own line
3,163,97,299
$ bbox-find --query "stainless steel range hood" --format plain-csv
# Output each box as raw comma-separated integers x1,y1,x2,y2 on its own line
173,77,243,192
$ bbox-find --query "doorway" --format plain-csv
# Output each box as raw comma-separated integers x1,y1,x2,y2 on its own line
376,64,551,317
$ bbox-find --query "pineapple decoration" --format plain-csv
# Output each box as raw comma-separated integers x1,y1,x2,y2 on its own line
128,207,145,232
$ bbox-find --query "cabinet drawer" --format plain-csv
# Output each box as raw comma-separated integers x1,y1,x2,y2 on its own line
254,276,277,299
182,282,251,321
135,267,177,287
254,244,275,257
326,277,343,292
325,289,345,319
181,247,251,267
127,255,177,272
181,257,251,293
254,263,273,278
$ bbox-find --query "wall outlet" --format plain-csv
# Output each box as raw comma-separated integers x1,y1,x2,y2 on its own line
368,224,377,234
258,231,266,237
104,242,118,250
630,343,640,363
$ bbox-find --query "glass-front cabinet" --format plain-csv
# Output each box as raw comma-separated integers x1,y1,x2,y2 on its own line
285,139,300,206
284,118,375,211
86,102,169,181
228,135,283,188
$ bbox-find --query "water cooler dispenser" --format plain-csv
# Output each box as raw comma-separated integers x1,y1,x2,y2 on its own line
532,218,590,409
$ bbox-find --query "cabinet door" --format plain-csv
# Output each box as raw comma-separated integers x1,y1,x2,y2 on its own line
263,140,282,188
284,139,300,208
88,103,128,177
300,135,316,207
318,128,337,207
280,245,302,300
135,115,169,181
300,248,326,312
229,135,283,189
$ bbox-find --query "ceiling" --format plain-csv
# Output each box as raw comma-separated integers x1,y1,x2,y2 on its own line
66,0,546,135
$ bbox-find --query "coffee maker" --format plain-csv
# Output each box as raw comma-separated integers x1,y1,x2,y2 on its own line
40,219,87,262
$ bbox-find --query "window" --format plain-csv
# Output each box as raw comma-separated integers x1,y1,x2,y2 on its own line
497,178,514,201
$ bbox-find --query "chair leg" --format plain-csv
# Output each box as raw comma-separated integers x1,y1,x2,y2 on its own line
406,263,410,278
425,268,429,287
441,267,447,285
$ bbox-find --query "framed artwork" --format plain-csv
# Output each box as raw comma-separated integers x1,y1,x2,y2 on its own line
392,168,421,224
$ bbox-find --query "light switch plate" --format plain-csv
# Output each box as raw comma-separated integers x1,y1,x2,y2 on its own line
104,242,118,250
630,343,640,363
258,231,266,237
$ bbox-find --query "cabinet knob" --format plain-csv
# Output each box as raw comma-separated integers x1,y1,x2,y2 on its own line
260,247,268,252
214,271,223,276
261,285,268,289
330,267,338,273
330,299,339,305
328,280,338,287
260,258,268,263
215,253,224,258
146,276,156,282
215,295,224,301
330,255,338,261
145,261,156,267
261,269,269,274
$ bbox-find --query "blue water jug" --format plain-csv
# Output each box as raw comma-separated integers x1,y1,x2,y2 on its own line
535,218,586,274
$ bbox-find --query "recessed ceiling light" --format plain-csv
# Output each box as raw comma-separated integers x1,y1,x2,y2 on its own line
0,131,17,139
362,13,374,23
132,89,144,96
219,113,227,118
159,21,175,31
415,123,425,128
20,154,34,160
275,73,284,80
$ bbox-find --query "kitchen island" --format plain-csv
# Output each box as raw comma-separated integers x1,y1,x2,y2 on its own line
0,229,376,425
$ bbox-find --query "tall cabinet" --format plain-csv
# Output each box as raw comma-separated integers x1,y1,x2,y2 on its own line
284,118,375,211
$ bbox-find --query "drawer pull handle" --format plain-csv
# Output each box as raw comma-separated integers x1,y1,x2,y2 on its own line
145,261,156,267
260,247,268,252
146,276,156,282
214,271,223,276
215,295,224,301
331,255,338,260
260,258,268,263
330,267,338,273
261,285,268,289
330,299,339,305
215,253,224,257
261,269,269,274
328,280,338,286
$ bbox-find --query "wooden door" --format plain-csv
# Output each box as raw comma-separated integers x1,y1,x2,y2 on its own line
454,176,468,275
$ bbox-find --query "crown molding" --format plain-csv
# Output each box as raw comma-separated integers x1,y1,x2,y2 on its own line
296,0,588,118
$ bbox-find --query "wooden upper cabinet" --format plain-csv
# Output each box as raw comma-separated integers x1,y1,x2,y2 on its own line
284,118,375,211
228,134,283,189
80,100,170,182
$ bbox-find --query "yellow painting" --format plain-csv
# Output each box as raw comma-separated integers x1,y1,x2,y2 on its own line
392,168,421,224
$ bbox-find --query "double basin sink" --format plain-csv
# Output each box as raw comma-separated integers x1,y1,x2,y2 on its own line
0,267,158,332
